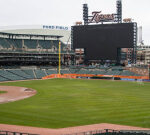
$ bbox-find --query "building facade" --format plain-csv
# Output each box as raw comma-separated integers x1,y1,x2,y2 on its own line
137,45,150,65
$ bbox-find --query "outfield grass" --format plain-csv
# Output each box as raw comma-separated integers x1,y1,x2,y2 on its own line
0,79,150,128
0,91,6,94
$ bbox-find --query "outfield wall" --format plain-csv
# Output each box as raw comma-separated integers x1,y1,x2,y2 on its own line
42,74,149,81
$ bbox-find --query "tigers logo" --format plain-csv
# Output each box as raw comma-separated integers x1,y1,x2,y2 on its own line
89,11,115,23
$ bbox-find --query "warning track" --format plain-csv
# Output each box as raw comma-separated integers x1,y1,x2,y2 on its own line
0,123,149,135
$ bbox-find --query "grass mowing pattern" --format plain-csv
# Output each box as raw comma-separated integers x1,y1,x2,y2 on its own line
0,79,150,128
0,91,6,94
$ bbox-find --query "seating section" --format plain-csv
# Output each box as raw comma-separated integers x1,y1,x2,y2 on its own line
111,66,124,71
69,67,81,74
24,40,37,49
105,70,121,75
0,38,11,48
0,75,9,81
22,69,35,79
46,69,57,75
38,40,59,49
77,69,90,74
34,69,46,79
121,70,140,76
68,67,141,76
0,69,45,81
38,40,51,49
60,69,70,74
8,70,33,79
0,70,25,81
69,69,77,74
12,39,22,49
0,37,66,51
91,70,107,75
0,66,142,82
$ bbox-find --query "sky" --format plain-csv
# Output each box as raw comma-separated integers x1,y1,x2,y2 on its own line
0,0,149,44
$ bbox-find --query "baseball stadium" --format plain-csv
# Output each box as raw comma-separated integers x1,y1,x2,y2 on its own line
0,0,150,135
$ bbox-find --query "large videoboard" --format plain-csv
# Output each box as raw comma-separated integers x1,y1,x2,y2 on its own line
72,23,134,61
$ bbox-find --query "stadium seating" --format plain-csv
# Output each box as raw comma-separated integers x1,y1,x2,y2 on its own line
105,70,121,75
121,70,140,76
77,69,90,74
99,65,110,70
61,69,70,74
0,75,9,82
8,70,33,79
39,40,50,49
0,37,68,53
111,66,124,71
39,66,54,69
21,69,35,79
38,40,56,49
0,66,143,82
6,39,22,49
24,39,37,49
46,69,57,75
13,39,22,49
34,69,46,79
0,38,11,48
90,70,107,75
0,70,25,81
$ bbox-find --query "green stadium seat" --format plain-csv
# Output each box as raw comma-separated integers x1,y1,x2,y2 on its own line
34,69,47,79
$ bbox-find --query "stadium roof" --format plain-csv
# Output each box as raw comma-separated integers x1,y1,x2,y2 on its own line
0,31,63,39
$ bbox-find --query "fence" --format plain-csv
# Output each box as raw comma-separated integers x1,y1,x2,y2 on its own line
62,129,119,135
0,130,39,135
62,129,150,135
42,74,149,80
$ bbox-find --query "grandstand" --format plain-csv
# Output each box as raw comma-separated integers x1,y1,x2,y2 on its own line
0,26,76,81
0,26,148,82
0,66,144,82
0,31,74,66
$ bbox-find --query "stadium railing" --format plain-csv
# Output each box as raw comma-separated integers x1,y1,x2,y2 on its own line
0,130,39,135
63,129,150,135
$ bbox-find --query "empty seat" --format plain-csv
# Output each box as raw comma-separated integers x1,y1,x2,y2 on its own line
35,69,46,79
46,69,57,75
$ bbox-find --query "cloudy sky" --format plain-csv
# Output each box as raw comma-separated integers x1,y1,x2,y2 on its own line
0,0,149,44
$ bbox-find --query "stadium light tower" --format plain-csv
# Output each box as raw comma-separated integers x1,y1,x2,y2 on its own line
116,0,122,23
83,3,89,25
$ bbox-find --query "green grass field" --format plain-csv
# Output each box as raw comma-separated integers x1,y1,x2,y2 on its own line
0,91,6,94
0,79,150,129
